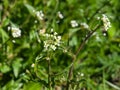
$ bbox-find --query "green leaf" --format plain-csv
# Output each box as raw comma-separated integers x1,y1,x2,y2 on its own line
0,64,11,73
23,82,42,90
108,25,115,38
12,58,22,78
24,3,35,16
2,18,10,27
69,36,78,47
0,28,9,43
69,28,81,38
2,80,23,90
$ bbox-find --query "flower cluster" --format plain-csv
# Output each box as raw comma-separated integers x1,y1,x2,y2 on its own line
101,14,111,31
8,27,21,38
80,22,89,29
70,20,78,27
35,10,44,20
40,29,61,51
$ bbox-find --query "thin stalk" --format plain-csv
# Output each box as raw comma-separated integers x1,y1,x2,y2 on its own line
103,70,105,90
66,24,101,90
88,1,108,23
48,59,52,90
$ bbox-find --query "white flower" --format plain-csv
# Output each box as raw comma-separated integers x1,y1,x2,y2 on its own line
45,33,50,37
36,10,44,20
31,63,35,68
41,29,61,51
12,40,16,43
101,14,111,31
54,32,58,35
103,33,106,36
57,36,61,40
50,34,53,37
50,45,56,51
50,28,53,32
97,16,100,20
70,20,78,27
80,22,89,29
11,27,21,38
8,26,11,31
57,11,64,19
80,73,84,77
43,41,49,50
78,72,84,77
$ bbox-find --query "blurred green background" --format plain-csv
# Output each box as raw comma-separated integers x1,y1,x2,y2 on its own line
0,0,120,90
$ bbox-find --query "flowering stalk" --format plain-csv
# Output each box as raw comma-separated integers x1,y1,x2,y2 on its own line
48,58,52,90
46,52,52,90
66,23,102,90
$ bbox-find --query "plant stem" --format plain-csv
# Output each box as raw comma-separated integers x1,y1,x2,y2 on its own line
66,24,101,90
88,1,108,23
48,59,52,90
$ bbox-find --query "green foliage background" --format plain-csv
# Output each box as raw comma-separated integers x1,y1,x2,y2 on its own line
0,0,120,90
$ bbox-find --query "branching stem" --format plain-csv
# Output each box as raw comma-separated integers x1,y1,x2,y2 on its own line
66,24,101,90
48,59,51,90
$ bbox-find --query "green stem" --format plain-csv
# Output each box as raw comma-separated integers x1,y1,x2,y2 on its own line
48,59,52,90
66,24,101,90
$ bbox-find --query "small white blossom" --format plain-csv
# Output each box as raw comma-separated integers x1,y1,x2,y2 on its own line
12,40,16,43
40,29,61,51
80,22,89,29
11,27,21,38
57,11,64,19
31,63,35,68
97,16,100,20
45,33,50,37
8,26,11,31
34,20,38,23
54,32,58,35
103,33,106,36
43,41,49,50
70,20,78,27
80,73,84,77
57,36,61,40
50,45,56,51
50,28,54,32
101,14,111,31
50,34,53,37
78,72,84,77
36,10,44,20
